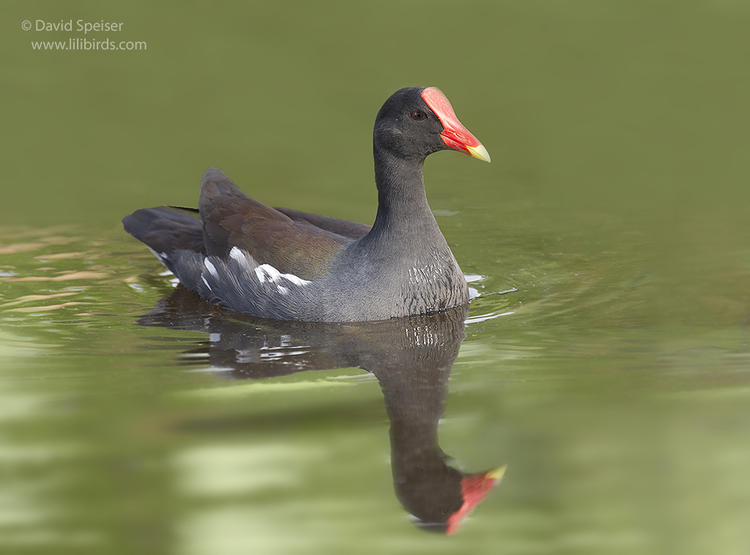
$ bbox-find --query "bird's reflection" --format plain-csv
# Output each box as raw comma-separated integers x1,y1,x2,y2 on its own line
139,286,504,534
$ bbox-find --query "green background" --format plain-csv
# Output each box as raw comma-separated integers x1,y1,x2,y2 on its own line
1,1,750,554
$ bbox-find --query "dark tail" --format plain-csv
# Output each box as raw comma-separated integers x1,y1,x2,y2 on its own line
122,207,205,255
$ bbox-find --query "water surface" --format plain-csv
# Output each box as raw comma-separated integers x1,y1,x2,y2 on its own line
2,1,750,554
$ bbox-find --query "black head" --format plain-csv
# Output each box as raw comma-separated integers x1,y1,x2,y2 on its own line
374,87,446,160
373,87,491,163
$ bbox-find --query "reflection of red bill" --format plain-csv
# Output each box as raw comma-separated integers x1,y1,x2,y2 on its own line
446,465,506,535
421,87,491,162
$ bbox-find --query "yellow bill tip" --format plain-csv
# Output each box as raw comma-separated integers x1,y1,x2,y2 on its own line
486,464,507,480
467,144,491,163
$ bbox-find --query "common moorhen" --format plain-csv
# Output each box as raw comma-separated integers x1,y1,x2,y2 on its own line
123,87,490,322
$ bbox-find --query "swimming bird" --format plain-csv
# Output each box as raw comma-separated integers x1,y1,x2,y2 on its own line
123,87,490,322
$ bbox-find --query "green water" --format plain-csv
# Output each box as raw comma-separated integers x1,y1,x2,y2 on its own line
2,1,750,553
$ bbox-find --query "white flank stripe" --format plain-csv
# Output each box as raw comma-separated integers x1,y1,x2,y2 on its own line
229,247,244,262
254,263,311,288
283,273,311,286
254,265,267,283
256,263,282,283
204,258,218,278
201,275,212,291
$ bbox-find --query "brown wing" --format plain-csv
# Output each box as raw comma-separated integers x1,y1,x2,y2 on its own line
199,168,349,280
273,207,371,240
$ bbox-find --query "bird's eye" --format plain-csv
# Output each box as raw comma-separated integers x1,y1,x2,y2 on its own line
410,110,427,121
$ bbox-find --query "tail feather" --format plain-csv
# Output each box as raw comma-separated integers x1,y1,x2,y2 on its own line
122,207,205,258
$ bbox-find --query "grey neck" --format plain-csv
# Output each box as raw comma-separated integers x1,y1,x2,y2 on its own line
370,147,437,237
